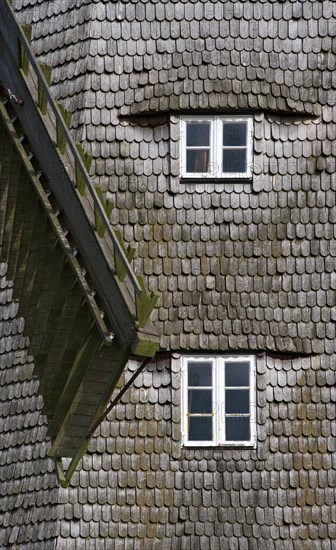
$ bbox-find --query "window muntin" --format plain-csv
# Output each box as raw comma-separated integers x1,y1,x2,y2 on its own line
181,116,253,179
224,360,251,441
186,121,211,174
181,355,256,447
187,360,213,442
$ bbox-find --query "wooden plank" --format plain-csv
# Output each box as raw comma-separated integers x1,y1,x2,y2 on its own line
75,143,92,195
114,229,135,282
7,170,40,301
94,185,114,238
31,254,82,377
49,340,128,458
39,296,95,417
23,231,63,354
38,63,52,114
7,174,45,304
135,275,159,328
0,121,11,245
47,324,101,440
19,25,31,74
56,103,72,154
0,138,22,266
12,201,49,321
5,159,35,285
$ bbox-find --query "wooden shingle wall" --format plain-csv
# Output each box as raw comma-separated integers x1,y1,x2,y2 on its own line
13,0,336,355
8,0,336,548
0,265,58,548
56,353,336,549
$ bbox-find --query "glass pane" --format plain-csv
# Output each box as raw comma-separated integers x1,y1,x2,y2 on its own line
225,416,250,441
225,362,249,387
186,121,210,146
188,416,212,441
187,149,210,173
188,389,212,413
188,362,212,386
226,390,249,414
222,149,246,173
223,122,247,146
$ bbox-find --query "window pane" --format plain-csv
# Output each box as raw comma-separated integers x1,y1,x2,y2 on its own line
188,416,212,441
225,362,249,387
186,121,210,146
226,390,249,414
223,149,246,173
223,122,247,146
187,150,210,173
188,389,212,413
226,417,250,441
188,362,212,386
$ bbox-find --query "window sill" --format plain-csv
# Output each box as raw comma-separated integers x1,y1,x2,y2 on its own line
181,444,257,452
180,177,253,184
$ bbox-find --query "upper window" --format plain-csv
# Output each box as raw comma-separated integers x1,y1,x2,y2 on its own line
181,355,256,447
180,116,253,180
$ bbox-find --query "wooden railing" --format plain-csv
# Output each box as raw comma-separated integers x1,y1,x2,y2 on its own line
0,0,158,332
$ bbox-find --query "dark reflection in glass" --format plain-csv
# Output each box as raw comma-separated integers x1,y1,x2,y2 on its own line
226,417,250,441
225,362,249,387
188,389,212,413
223,122,247,146
226,390,249,414
223,149,246,173
187,150,210,173
186,121,210,146
188,416,212,441
188,362,212,386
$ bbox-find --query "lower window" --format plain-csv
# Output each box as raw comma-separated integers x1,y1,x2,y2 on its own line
181,355,256,447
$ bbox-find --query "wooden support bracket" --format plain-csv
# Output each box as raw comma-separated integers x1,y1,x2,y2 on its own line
38,63,52,114
55,440,89,488
114,229,136,282
56,102,72,154
75,143,92,195
135,275,159,328
19,25,31,75
94,186,114,238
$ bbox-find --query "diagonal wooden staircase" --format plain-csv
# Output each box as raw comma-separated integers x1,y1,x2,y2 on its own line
0,0,159,486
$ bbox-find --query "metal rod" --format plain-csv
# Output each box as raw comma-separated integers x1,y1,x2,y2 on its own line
87,356,152,438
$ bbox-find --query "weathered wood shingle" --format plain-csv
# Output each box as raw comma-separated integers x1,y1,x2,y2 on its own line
0,265,58,549
6,0,336,548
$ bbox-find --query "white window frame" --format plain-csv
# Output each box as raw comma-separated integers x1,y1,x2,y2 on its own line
181,355,256,447
180,115,253,180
